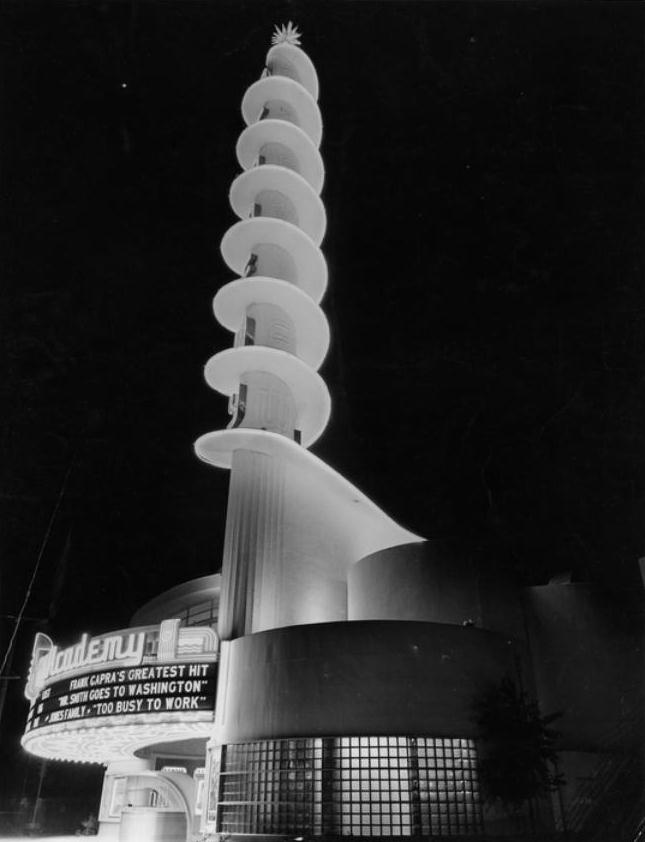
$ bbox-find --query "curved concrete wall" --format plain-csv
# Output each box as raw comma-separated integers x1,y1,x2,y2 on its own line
216,620,520,744
348,541,527,643
348,541,480,625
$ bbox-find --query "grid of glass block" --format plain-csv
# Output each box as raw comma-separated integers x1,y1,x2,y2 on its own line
417,737,483,836
216,736,483,837
330,737,413,837
218,739,322,835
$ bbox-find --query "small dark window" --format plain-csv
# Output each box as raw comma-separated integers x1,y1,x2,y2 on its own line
244,317,256,346
232,384,247,428
259,105,270,120
294,429,302,444
244,254,258,277
253,203,262,217
258,155,266,165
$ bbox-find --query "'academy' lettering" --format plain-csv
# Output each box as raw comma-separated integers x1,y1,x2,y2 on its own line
43,633,146,684
25,624,217,701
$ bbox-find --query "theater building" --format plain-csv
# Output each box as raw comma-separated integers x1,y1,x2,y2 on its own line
22,22,642,842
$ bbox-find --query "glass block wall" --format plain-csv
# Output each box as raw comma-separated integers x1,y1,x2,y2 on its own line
213,736,483,837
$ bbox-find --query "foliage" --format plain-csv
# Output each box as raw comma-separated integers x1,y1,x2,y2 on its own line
474,675,565,812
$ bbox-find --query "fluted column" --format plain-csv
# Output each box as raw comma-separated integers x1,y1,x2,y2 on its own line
218,449,286,639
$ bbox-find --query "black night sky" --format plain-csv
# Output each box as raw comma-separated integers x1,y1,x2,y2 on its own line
2,0,644,807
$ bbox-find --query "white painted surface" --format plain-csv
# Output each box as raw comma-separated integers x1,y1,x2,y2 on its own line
266,42,320,100
204,346,331,446
241,76,322,146
196,431,422,641
236,119,325,192
221,217,327,302
214,277,330,368
119,809,186,842
230,165,326,244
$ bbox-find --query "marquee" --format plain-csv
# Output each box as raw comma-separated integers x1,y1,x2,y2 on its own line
22,620,219,763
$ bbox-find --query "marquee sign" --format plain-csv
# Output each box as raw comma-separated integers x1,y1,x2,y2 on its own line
24,661,217,734
24,620,219,735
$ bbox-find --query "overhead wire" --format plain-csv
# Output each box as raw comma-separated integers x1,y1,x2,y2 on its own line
0,455,76,679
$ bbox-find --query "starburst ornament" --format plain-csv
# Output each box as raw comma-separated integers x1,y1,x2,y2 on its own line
271,22,302,47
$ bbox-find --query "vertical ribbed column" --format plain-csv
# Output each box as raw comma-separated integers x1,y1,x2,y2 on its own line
218,448,285,640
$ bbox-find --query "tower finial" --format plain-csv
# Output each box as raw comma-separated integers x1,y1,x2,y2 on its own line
271,22,302,47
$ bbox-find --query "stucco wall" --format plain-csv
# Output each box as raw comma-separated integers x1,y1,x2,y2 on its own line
348,541,527,642
348,541,480,625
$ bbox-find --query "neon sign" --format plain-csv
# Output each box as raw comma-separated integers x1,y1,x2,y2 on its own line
25,620,219,701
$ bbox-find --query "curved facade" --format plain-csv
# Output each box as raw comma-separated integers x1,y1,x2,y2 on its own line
348,542,482,626
206,620,522,837
131,575,221,630
216,621,517,743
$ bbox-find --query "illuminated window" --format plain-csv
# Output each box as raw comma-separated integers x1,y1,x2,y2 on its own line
214,737,483,837
154,755,203,777
161,599,219,631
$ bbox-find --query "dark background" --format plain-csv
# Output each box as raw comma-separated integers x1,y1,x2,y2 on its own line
1,0,644,810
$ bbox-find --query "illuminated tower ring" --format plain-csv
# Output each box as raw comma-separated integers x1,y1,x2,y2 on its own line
201,36,330,454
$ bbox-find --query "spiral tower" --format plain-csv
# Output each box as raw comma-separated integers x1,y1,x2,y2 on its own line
208,32,329,453
196,26,420,650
